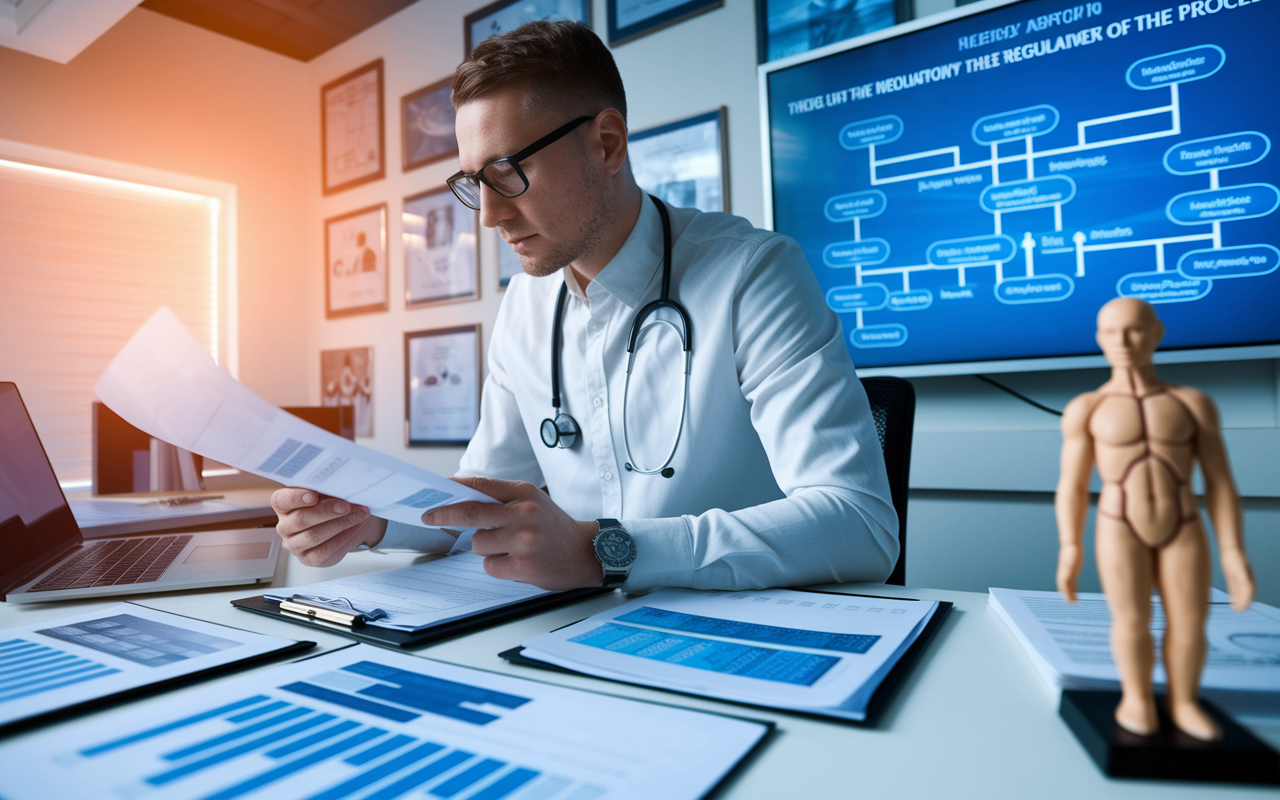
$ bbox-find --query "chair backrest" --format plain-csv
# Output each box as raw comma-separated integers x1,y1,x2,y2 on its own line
860,376,916,586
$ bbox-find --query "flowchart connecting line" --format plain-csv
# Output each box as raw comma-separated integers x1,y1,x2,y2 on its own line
822,43,1278,348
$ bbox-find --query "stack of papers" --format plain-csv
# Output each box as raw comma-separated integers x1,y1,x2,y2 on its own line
989,587,1280,699
0,644,770,800
519,587,944,722
264,553,555,632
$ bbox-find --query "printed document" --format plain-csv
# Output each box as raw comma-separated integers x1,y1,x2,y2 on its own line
95,307,491,543
522,587,940,720
265,553,552,631
0,644,769,800
0,603,301,731
988,587,1280,697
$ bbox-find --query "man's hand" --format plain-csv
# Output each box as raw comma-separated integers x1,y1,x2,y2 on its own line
423,477,602,591
272,488,388,567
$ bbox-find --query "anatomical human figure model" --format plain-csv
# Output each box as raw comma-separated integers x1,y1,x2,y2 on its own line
1055,298,1256,741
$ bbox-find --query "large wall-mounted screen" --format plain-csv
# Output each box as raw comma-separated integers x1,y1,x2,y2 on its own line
763,0,1278,374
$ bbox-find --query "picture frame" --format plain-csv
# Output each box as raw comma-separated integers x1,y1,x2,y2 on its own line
629,107,729,213
321,347,374,437
464,0,591,54
756,0,908,64
404,186,479,307
405,324,482,447
607,0,721,46
401,77,459,172
497,229,522,291
321,59,386,195
325,204,389,318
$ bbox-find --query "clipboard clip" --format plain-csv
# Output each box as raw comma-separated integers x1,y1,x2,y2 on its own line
279,595,388,628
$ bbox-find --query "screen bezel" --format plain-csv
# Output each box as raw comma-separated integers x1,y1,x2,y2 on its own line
757,0,1280,377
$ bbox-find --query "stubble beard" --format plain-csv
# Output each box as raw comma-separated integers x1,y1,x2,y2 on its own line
514,161,613,278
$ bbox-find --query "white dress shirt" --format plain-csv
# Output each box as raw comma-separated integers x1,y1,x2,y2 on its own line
383,196,899,591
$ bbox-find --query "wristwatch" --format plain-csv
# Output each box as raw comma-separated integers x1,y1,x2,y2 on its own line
593,518,637,588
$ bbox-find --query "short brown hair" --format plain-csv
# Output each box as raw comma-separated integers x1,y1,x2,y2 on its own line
452,20,627,122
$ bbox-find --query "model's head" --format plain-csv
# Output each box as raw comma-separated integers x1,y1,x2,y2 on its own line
450,21,633,277
1096,297,1164,368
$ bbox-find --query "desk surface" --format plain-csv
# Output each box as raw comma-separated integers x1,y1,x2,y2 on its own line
2,550,1276,799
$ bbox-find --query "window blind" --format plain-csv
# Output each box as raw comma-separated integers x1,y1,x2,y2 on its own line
0,158,221,484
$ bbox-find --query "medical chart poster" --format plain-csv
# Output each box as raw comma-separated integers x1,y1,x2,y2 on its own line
765,0,1280,371
405,325,481,446
404,187,479,307
322,59,385,195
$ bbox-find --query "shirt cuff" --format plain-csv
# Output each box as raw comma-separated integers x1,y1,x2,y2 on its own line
374,520,459,553
621,516,695,591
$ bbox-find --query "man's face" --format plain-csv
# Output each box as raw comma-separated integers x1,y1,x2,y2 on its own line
1096,298,1163,368
455,89,608,277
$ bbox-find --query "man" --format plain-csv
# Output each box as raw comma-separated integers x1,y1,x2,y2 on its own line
1056,297,1255,741
273,21,898,592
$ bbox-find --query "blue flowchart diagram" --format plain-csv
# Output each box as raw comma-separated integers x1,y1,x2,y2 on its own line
823,43,1276,353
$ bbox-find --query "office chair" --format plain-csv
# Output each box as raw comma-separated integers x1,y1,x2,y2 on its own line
860,376,916,586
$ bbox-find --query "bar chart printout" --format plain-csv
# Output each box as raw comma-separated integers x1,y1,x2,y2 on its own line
0,644,769,800
0,604,300,732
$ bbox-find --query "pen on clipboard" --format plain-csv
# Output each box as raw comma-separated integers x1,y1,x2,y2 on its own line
279,595,388,628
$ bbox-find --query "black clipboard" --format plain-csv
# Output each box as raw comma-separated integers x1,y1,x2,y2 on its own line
231,587,610,649
498,595,953,727
0,603,315,738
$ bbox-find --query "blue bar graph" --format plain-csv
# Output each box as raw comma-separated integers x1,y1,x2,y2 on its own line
469,768,541,800
80,696,271,755
281,682,419,723
162,706,314,760
570,623,839,686
363,750,473,800
345,733,414,765
0,638,120,703
430,757,503,797
616,607,882,653
199,727,386,800
342,661,531,725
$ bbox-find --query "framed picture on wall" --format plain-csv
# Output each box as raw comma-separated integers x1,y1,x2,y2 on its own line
325,204,389,318
405,324,482,446
321,347,374,437
402,77,459,172
321,59,385,195
756,0,908,64
607,0,721,46
464,0,591,54
629,107,729,213
404,186,479,307
497,229,522,290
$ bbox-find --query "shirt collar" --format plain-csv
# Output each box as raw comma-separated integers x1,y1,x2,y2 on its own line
564,194,663,310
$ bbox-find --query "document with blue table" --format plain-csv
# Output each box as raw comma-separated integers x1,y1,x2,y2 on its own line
0,603,309,734
512,588,947,723
0,644,770,800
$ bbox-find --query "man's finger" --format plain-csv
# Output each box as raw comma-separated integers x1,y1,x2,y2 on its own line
281,507,370,551
450,475,534,503
422,500,510,528
279,499,364,535
271,487,322,514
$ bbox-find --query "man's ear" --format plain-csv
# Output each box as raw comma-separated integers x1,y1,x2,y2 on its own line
595,108,629,177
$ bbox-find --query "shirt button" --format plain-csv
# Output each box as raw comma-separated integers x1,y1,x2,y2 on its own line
602,471,613,481
593,397,603,408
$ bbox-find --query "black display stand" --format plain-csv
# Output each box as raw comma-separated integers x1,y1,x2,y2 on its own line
1059,689,1280,785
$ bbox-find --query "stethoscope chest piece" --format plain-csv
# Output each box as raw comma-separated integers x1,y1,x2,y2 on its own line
540,413,579,449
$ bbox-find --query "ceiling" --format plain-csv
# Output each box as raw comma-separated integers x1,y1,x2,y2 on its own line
138,0,418,61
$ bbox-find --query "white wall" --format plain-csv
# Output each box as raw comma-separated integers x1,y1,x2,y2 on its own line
308,0,1279,603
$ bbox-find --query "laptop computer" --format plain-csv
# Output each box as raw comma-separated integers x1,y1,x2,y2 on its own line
0,382,280,603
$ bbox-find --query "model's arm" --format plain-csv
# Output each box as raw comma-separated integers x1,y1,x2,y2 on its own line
1182,388,1254,611
1055,393,1096,602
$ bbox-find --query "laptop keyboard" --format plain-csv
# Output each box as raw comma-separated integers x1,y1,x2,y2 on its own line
29,535,193,592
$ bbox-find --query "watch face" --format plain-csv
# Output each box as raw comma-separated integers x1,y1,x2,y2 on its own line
594,529,636,569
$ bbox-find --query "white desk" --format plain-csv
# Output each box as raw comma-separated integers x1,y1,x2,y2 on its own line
2,551,1276,799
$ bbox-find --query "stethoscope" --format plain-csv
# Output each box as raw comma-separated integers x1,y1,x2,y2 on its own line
539,195,692,478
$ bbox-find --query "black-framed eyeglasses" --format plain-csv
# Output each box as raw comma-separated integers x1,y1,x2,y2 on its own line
447,115,594,210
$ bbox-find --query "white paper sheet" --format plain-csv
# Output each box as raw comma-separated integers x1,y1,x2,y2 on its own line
988,587,1280,697
0,644,769,800
94,308,491,545
522,588,939,719
0,603,299,730
265,553,552,631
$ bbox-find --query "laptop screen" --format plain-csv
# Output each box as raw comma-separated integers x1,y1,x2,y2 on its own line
0,382,81,591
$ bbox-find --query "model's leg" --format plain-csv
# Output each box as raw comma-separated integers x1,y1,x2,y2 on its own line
1096,516,1158,735
1157,521,1220,741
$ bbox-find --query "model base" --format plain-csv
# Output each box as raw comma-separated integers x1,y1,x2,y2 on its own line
1059,690,1279,785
